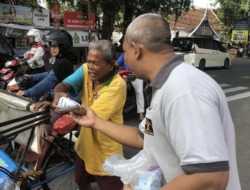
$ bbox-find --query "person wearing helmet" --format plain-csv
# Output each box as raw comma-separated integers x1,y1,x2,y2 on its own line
45,30,73,52
23,28,45,72
45,30,76,80
16,30,75,101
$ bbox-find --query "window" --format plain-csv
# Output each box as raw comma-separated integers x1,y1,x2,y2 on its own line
172,38,193,52
216,41,227,52
194,38,215,50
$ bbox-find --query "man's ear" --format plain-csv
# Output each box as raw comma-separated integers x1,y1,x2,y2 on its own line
131,42,142,60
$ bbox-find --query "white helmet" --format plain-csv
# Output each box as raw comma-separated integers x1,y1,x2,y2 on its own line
26,28,42,43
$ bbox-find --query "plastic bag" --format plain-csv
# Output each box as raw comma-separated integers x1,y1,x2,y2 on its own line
56,97,80,112
30,124,49,154
133,169,162,190
0,177,20,190
53,114,77,135
0,150,19,190
103,150,163,190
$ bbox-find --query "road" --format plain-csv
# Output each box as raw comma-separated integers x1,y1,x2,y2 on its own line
207,58,250,190
125,57,250,190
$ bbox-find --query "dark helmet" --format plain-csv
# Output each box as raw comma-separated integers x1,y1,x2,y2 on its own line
45,30,73,52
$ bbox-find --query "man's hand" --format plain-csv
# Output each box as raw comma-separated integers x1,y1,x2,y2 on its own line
70,106,143,149
30,101,51,112
123,184,132,190
16,90,24,96
52,92,68,108
161,171,229,190
70,107,97,129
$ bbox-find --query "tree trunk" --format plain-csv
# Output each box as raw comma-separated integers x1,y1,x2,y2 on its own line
100,1,117,39
122,0,136,36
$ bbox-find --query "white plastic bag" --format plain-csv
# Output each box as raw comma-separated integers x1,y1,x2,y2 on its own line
133,169,162,190
0,177,20,190
56,97,80,112
30,124,49,154
103,150,163,190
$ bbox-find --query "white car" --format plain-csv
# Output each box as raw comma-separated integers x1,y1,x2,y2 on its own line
173,37,231,70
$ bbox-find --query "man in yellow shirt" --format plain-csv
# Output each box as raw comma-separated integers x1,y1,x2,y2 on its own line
52,40,126,190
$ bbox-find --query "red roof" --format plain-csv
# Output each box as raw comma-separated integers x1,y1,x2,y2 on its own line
169,8,224,34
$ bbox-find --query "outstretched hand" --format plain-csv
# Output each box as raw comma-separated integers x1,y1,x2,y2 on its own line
70,106,97,129
30,101,51,112
123,184,132,190
16,90,24,96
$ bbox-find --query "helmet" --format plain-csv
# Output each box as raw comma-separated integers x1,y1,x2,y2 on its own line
45,30,73,51
26,28,43,43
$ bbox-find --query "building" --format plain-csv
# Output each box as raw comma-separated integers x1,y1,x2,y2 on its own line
169,8,226,41
0,2,97,64
231,15,250,45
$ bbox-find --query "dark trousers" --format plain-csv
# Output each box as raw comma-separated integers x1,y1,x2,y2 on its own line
75,154,123,190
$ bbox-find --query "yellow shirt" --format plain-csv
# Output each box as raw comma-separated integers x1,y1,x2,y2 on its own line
75,64,127,176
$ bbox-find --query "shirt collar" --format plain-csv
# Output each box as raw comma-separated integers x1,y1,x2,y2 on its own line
150,55,183,89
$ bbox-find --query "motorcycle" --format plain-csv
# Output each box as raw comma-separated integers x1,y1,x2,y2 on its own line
247,47,250,58
0,58,21,89
0,91,76,190
0,58,28,90
0,58,45,90
237,47,244,57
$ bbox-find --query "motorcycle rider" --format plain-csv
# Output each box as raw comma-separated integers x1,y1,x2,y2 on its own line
237,42,244,57
23,28,46,73
2,29,45,90
15,30,75,101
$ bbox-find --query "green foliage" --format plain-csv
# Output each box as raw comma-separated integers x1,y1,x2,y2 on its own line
116,0,191,38
240,0,250,12
71,0,191,39
6,0,191,39
134,0,191,16
216,0,250,27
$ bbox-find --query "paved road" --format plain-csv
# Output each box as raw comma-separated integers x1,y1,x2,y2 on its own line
207,58,250,190
125,57,250,190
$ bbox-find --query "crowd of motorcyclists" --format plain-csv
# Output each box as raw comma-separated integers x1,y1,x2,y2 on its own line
15,30,75,101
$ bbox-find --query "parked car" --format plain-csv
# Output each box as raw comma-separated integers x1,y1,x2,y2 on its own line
172,37,231,70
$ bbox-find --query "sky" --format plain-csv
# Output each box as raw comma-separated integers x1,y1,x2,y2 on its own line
193,0,220,9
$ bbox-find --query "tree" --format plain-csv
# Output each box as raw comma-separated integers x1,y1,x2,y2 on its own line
7,0,191,40
216,0,250,27
77,0,191,39
102,0,191,39
98,0,121,39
